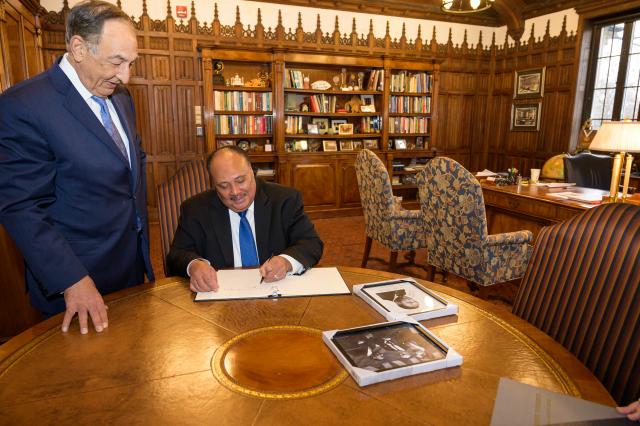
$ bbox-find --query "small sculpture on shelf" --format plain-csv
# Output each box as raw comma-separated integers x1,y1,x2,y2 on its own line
212,60,225,85
332,75,341,90
299,102,309,112
348,73,357,90
230,73,244,87
303,75,310,89
344,95,363,113
357,72,365,91
311,80,331,90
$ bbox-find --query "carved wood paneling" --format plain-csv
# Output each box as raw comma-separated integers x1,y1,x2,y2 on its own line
151,56,171,80
340,162,360,206
128,85,152,152
175,85,197,154
152,85,175,154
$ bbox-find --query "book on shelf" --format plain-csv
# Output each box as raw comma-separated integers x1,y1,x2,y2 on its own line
388,117,429,134
214,91,272,112
366,69,384,91
390,71,432,93
389,96,431,113
255,167,275,177
214,115,272,135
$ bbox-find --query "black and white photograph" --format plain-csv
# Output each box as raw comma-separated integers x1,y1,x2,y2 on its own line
360,94,376,112
354,279,458,321
331,322,446,372
311,118,329,134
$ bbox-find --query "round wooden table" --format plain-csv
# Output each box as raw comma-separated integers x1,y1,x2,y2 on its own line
0,267,613,425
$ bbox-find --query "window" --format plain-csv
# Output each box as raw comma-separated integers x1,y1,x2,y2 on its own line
584,13,640,129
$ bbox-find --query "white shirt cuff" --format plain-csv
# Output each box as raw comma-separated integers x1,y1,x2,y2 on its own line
187,258,210,277
279,254,304,275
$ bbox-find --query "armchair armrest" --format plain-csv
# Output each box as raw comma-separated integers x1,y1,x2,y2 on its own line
486,230,533,246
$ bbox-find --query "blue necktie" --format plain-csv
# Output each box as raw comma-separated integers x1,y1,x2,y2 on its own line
238,210,259,267
92,95,129,162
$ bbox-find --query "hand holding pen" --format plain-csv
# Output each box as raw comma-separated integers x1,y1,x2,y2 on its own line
259,254,292,284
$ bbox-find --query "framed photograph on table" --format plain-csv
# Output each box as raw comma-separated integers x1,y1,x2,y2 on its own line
322,319,463,387
323,140,338,152
511,102,542,131
514,67,545,99
353,278,458,321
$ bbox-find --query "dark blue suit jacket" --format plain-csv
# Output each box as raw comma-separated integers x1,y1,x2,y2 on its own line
0,60,154,315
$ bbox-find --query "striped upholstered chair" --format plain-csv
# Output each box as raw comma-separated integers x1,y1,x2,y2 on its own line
354,149,426,272
416,157,533,292
513,202,640,405
156,159,212,274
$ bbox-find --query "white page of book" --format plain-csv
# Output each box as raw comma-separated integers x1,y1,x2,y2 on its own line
194,267,350,301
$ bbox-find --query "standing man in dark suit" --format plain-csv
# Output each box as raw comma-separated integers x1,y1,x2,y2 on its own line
0,0,154,333
167,146,323,291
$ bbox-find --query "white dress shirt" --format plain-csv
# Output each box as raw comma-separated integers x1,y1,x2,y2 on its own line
59,54,132,166
187,201,303,276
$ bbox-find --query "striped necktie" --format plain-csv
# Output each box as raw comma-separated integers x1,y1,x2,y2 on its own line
92,95,128,162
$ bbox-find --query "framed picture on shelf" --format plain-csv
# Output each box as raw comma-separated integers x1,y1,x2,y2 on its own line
353,140,363,150
323,140,338,152
311,118,329,135
217,139,234,148
284,141,293,152
363,139,378,150
338,123,354,135
394,139,407,150
331,119,348,134
294,140,308,152
340,140,354,151
514,67,545,99
511,102,542,131
237,140,251,151
309,140,322,152
360,94,376,112
416,136,424,149
307,123,319,135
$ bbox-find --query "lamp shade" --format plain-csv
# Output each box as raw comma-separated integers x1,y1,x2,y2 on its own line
589,121,640,153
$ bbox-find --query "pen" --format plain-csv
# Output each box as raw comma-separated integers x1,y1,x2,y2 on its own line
259,253,274,284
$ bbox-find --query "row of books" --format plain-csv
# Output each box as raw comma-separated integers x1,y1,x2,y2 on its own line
214,115,273,135
389,96,431,114
284,69,385,91
366,70,384,91
309,94,338,113
285,116,308,134
390,72,432,93
285,69,307,89
214,91,272,112
388,117,429,134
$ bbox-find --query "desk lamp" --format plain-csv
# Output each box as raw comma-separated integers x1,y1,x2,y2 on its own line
589,120,640,202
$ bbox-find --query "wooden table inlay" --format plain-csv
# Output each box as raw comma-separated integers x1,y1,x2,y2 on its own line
211,325,347,399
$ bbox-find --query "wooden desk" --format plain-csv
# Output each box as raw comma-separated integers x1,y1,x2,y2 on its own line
482,182,608,237
0,267,613,425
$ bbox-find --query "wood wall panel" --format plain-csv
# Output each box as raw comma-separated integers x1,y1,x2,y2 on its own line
175,85,197,154
340,162,360,206
128,85,152,152
151,56,171,80
175,56,194,80
290,163,336,207
152,86,175,155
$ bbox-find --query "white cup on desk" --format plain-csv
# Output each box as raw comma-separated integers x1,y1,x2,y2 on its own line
530,168,541,184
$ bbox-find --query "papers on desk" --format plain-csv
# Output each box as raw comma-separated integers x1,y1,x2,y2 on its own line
547,191,603,204
194,267,350,301
536,182,576,188
476,169,498,177
490,377,632,426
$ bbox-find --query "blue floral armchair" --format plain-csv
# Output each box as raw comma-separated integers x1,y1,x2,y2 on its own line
354,149,426,272
416,157,532,287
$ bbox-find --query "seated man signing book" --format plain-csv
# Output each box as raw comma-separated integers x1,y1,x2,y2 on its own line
167,146,323,292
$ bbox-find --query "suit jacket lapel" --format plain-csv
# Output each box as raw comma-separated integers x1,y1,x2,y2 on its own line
210,193,235,267
254,180,272,263
111,94,137,185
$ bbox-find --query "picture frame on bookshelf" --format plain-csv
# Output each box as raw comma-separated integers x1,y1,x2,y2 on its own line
353,140,363,150
360,94,376,112
307,123,319,135
363,139,378,150
511,102,541,131
331,119,347,134
394,139,407,150
338,123,354,135
309,140,322,152
311,118,329,135
323,140,338,152
237,140,251,151
284,141,293,152
340,140,354,151
217,139,234,148
407,140,416,150
514,67,545,99
294,140,308,152
416,136,425,149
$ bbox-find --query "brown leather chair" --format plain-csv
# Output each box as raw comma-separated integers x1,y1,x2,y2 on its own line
563,151,612,190
156,159,212,274
513,202,640,404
